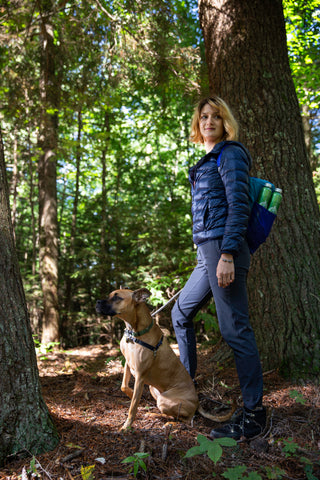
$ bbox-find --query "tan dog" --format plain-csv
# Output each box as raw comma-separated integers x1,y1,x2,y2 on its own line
96,288,234,430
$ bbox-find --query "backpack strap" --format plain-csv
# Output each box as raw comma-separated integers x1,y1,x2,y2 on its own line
217,144,228,168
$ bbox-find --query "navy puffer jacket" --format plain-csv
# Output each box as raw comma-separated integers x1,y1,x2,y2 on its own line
189,140,252,256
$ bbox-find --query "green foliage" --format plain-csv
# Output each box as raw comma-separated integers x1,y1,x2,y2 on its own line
299,456,320,480
303,462,319,480
313,167,320,203
264,465,286,479
105,353,125,367
122,452,150,477
281,437,300,457
279,438,320,479
185,434,319,480
283,0,320,166
1,0,319,350
289,389,306,404
33,335,60,360
27,456,39,476
194,300,219,333
0,0,206,346
284,1,320,100
184,434,237,464
222,466,262,480
81,465,95,480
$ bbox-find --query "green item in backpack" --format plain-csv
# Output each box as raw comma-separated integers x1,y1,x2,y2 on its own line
217,147,281,254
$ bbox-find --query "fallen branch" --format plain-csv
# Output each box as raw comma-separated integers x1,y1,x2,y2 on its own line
60,449,85,464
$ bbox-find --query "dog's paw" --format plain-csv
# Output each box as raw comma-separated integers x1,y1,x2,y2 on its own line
163,420,180,428
145,411,161,418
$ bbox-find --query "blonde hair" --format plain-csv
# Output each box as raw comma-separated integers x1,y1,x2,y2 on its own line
190,96,239,144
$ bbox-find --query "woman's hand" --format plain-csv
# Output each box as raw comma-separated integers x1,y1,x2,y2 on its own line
216,254,235,288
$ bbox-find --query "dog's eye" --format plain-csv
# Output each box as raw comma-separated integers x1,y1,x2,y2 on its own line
112,294,123,303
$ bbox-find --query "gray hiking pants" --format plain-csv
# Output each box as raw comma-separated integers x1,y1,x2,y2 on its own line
171,238,263,410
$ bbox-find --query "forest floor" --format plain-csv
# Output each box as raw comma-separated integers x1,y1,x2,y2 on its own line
1,341,319,480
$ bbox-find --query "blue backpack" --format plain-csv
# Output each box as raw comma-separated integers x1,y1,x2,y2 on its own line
217,149,278,254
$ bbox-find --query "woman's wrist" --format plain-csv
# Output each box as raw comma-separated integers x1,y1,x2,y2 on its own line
220,253,234,263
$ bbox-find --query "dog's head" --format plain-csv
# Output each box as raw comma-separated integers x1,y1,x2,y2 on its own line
95,288,151,318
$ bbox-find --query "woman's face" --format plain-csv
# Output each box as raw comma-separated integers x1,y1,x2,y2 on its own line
199,103,225,147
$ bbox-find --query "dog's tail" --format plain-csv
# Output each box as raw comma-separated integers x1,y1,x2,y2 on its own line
197,399,237,423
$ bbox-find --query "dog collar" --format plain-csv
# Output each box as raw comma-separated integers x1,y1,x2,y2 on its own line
126,318,154,338
124,330,164,357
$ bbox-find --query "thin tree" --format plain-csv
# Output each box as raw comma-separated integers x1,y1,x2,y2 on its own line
0,126,59,466
64,109,82,315
37,0,61,344
99,109,111,298
198,0,320,376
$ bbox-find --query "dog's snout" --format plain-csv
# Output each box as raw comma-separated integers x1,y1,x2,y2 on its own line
95,298,116,316
95,300,103,314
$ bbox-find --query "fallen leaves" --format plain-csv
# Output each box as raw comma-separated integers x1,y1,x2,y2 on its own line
0,343,319,479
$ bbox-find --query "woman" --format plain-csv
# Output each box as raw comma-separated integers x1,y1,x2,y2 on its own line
171,96,266,440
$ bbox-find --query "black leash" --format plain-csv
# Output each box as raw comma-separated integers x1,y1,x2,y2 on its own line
151,289,182,317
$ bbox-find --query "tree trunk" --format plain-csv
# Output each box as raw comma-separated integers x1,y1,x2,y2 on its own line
198,0,320,377
99,110,111,298
301,104,317,171
25,88,38,278
10,128,18,235
64,109,82,314
38,0,61,344
0,127,59,466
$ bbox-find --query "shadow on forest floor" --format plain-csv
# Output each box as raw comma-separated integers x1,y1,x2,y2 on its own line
1,342,319,479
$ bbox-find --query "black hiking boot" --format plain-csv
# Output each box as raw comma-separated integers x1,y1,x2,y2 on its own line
210,406,266,441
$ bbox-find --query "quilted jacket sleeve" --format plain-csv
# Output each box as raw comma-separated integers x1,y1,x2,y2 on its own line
219,145,250,255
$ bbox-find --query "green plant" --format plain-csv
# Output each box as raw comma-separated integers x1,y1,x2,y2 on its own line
194,301,219,333
281,437,300,457
33,335,60,360
289,389,306,404
264,465,286,479
27,456,40,476
106,353,125,367
222,465,263,479
184,434,237,464
81,464,95,480
279,438,319,480
122,452,150,477
301,457,319,480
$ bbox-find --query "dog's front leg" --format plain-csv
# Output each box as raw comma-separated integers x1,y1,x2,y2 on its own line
121,361,133,399
121,375,144,431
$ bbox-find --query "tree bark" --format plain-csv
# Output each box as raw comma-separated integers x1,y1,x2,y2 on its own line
301,104,317,171
198,0,320,376
25,88,38,278
10,128,18,235
0,127,59,466
64,109,82,314
37,0,61,344
99,110,111,298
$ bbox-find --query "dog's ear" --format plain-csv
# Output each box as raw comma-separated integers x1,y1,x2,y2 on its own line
132,288,151,303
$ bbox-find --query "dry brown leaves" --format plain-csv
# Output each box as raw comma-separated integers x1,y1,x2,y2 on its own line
1,342,319,479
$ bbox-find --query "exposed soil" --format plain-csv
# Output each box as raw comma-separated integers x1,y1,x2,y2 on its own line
1,341,319,480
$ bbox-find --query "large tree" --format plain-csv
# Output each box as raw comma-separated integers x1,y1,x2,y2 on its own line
0,127,59,466
198,0,320,376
